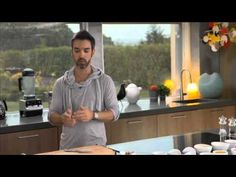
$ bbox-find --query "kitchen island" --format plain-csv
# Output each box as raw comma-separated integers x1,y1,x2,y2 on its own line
108,129,220,155
38,129,231,155
37,145,115,155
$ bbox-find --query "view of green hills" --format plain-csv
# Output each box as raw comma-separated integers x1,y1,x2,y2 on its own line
0,23,170,110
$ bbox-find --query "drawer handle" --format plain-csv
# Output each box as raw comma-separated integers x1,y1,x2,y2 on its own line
18,134,39,139
171,115,186,119
127,120,143,124
211,109,224,112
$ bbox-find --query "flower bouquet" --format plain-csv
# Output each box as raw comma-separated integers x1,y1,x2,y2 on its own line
157,84,170,101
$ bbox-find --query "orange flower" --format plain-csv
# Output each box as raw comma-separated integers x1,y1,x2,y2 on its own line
149,84,158,91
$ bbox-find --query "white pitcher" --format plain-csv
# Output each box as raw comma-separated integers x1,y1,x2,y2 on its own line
125,83,142,104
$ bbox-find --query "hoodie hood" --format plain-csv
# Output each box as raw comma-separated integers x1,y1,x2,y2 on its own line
63,65,103,89
61,65,104,111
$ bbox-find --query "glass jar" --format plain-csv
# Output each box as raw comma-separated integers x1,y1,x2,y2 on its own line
219,115,227,142
228,117,236,139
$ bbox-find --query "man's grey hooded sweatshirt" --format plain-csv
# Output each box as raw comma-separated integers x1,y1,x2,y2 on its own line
49,65,119,149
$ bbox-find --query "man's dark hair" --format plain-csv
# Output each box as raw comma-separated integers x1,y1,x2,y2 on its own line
71,30,95,50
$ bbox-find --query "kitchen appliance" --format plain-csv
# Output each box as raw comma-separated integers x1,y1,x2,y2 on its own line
18,68,43,117
117,83,126,101
0,99,7,120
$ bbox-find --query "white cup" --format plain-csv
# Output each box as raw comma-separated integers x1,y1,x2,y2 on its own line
224,139,236,149
231,147,236,155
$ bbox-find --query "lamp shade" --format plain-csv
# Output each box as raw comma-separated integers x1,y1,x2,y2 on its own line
187,83,199,99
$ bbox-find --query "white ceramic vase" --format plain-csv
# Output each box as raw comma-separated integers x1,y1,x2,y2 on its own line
198,72,223,98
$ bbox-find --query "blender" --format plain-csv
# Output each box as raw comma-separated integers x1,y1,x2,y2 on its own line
18,68,43,117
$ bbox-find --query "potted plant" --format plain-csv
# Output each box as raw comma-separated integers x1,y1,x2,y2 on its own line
157,84,170,101
149,84,158,102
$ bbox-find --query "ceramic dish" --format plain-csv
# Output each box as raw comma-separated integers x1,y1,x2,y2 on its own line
212,150,228,155
194,144,212,153
231,147,236,155
211,141,230,150
224,139,236,149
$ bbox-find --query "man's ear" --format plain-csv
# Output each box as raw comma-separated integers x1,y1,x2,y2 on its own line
91,49,95,57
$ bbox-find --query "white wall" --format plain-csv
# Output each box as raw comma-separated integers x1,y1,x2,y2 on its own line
88,23,104,71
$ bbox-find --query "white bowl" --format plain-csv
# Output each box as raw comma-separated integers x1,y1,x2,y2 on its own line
212,150,228,155
199,152,213,155
224,139,236,149
231,147,236,155
182,147,196,155
152,151,167,155
168,149,181,155
194,144,212,153
211,141,230,150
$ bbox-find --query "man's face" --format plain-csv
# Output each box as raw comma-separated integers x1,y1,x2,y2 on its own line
72,39,95,69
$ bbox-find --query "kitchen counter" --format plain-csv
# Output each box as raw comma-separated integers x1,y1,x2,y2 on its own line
0,109,52,134
1,97,236,134
37,145,116,155
38,129,232,155
108,129,221,155
119,97,236,118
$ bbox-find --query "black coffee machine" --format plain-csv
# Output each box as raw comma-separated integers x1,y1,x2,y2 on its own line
18,68,43,117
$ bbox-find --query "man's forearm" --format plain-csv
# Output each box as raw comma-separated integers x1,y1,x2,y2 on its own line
49,112,64,126
49,110,115,124
95,110,114,122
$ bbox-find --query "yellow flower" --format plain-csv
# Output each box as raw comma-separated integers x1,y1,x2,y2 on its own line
164,79,174,90
208,33,220,43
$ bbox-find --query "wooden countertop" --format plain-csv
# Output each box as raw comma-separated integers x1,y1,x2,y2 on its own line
37,145,116,155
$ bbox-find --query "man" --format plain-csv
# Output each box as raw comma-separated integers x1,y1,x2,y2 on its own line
48,30,120,149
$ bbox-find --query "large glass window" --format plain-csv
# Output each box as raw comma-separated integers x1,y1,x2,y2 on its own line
0,22,80,111
0,22,185,112
102,23,172,98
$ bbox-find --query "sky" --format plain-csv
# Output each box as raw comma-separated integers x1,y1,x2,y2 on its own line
67,23,171,45
103,24,171,45
67,24,80,33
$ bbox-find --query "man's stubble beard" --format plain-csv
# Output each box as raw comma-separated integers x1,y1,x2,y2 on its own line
76,58,91,69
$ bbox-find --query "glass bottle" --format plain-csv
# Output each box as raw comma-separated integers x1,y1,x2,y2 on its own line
219,115,227,142
228,117,236,139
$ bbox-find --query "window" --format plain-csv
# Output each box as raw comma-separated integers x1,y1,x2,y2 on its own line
102,23,174,98
0,22,80,112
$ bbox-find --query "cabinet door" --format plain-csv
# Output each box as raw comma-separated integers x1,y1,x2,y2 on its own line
109,116,157,144
0,127,58,155
186,110,204,132
157,112,191,137
203,106,235,130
